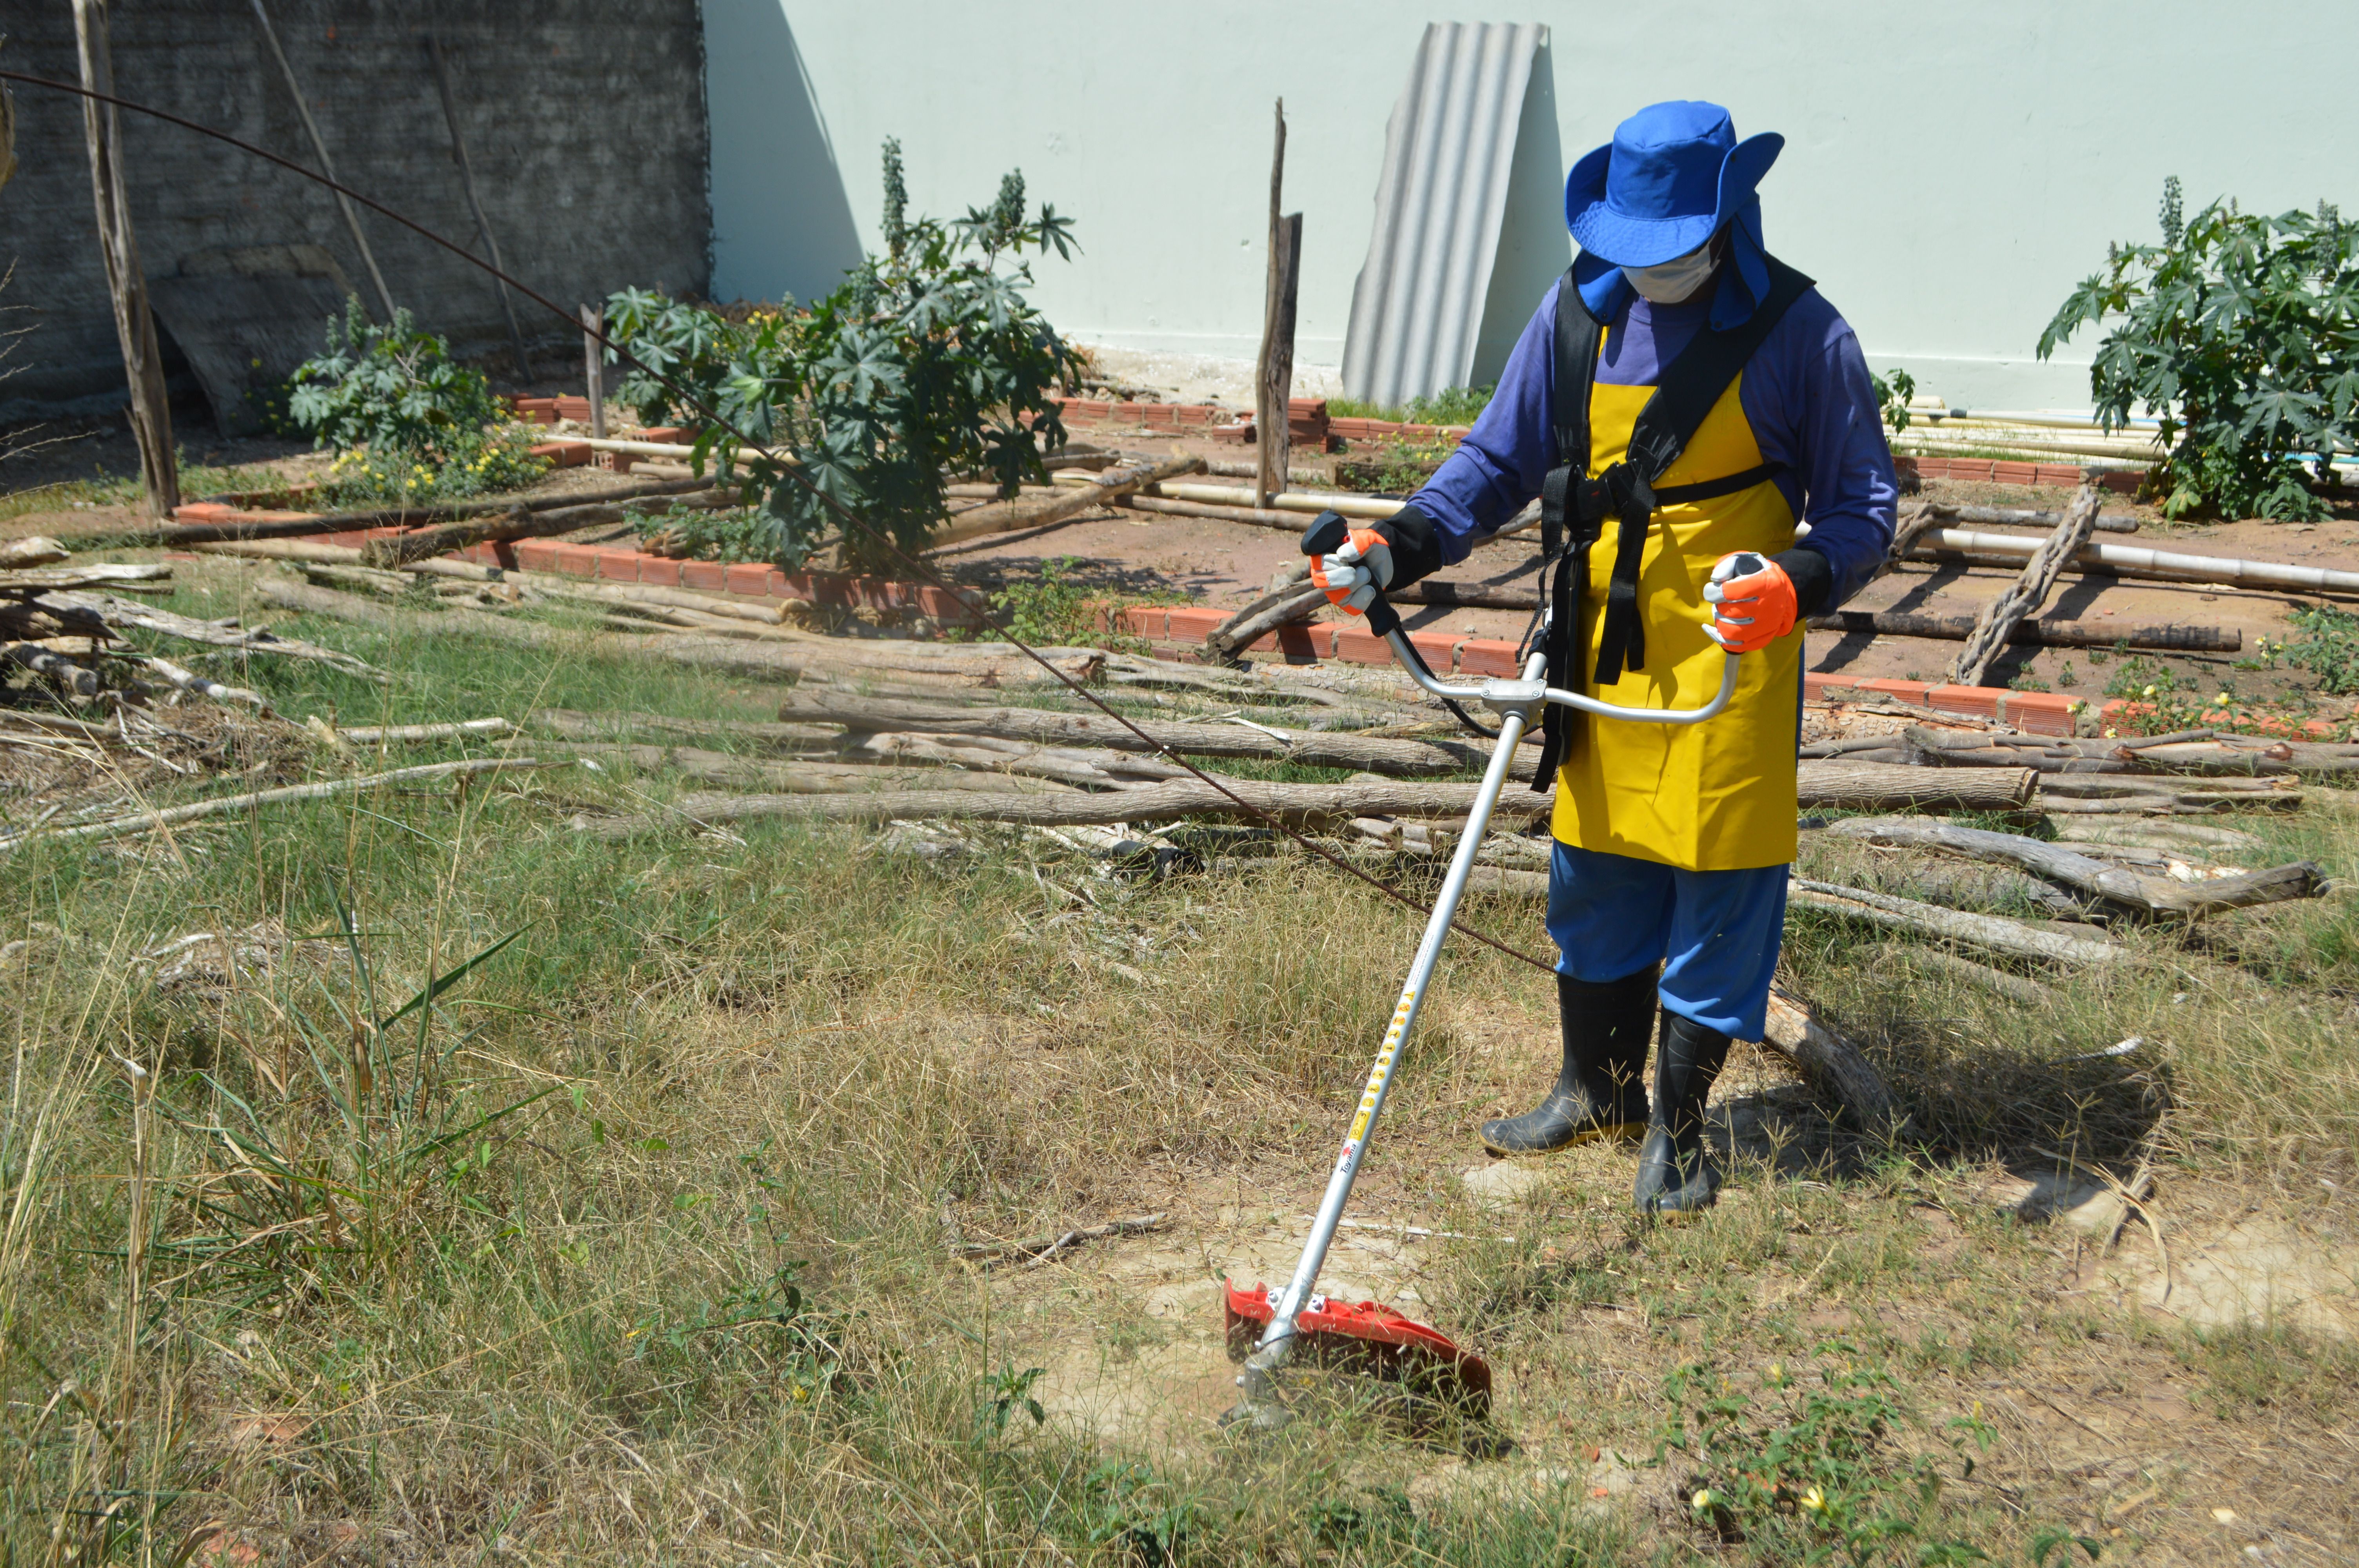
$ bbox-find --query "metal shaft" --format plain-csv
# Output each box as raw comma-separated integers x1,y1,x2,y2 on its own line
1236,650,1545,1408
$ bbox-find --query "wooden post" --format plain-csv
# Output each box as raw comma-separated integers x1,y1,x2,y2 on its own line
1255,100,1301,510
251,0,396,321
71,0,178,519
580,306,606,438
425,33,533,382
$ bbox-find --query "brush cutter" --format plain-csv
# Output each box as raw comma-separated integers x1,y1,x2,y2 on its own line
1222,569,1745,1430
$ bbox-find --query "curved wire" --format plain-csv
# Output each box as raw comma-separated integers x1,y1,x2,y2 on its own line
2,66,1558,976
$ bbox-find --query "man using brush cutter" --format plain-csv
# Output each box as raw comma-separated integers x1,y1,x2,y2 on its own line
1310,100,1896,1216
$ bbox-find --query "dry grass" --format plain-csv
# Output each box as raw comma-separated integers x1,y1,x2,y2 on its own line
4,583,2359,1563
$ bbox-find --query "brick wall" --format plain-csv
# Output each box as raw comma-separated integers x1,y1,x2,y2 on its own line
0,0,710,424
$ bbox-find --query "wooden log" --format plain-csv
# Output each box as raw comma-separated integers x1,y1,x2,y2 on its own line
340,718,512,744
0,755,550,853
91,477,721,550
1391,580,1541,612
575,776,1557,839
524,738,1072,795
531,708,839,751
1922,502,2140,534
3,642,98,697
1114,495,1305,532
40,590,382,677
1950,485,2103,686
1259,204,1302,506
1806,610,2238,653
1212,581,1328,658
770,690,1510,778
248,577,1102,689
0,563,170,594
927,454,1207,550
359,496,642,567
138,653,272,714
1792,759,2036,812
0,539,71,570
1788,878,2122,965
74,0,178,518
1889,946,2057,1005
1823,817,2326,919
1756,992,1906,1137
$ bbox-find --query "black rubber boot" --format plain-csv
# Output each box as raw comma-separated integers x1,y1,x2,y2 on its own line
1632,1012,1732,1216
1480,969,1655,1155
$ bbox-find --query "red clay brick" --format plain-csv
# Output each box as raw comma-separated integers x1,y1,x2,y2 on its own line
1850,677,1934,704
513,540,560,572
1332,624,1390,664
1456,639,1525,677
723,563,771,595
678,560,726,591
640,426,693,445
554,546,599,577
636,557,683,587
595,551,640,582
531,441,592,468
2000,691,2084,735
1406,630,1458,668
169,502,235,522
1927,683,2003,720
1121,606,1168,639
552,396,592,422
1241,624,1323,660
918,585,977,622
1164,607,1227,643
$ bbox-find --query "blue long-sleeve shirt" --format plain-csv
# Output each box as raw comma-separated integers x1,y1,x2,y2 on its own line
1408,278,1896,608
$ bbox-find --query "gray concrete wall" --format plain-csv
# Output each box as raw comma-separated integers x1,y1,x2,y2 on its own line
715,2,2359,413
0,0,711,425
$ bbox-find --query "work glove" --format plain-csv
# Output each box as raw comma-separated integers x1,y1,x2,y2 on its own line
1307,522,1398,615
1701,550,1799,654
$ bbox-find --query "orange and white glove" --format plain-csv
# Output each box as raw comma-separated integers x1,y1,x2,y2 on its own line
1309,527,1396,615
1701,550,1799,653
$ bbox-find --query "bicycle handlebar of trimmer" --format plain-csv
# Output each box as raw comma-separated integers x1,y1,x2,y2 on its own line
1369,593,1743,725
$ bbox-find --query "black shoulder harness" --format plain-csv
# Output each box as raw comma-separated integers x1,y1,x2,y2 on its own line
1527,256,1816,792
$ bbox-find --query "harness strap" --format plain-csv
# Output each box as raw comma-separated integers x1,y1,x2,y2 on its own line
1530,270,1603,793
1589,256,1816,684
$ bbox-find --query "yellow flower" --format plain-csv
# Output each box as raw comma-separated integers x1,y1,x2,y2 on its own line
2216,692,2232,706
1690,1489,1716,1512
2142,684,2157,697
1801,1486,1826,1514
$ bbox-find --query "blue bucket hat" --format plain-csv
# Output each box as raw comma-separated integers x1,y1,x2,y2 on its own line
1564,101,1784,327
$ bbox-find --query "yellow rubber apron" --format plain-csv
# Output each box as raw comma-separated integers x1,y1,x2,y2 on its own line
1548,369,1802,870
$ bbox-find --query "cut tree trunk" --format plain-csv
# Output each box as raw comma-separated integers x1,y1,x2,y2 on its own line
1792,760,2036,812
1756,991,1906,1138
1824,816,2326,919
73,0,178,517
1789,878,2121,965
1807,610,2237,653
249,577,1102,689
769,691,1515,779
1949,485,2104,686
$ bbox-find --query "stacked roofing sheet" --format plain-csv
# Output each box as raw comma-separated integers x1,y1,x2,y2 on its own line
1341,22,1548,411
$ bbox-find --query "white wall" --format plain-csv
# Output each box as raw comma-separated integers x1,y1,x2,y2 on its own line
709,2,2359,412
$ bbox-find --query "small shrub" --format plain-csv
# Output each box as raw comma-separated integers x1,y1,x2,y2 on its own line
965,557,1148,650
2284,602,2359,693
1872,366,1917,432
2039,177,2358,521
629,499,781,564
289,299,545,503
603,139,1083,570
1330,383,1495,426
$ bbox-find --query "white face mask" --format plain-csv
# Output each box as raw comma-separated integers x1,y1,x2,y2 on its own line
1622,244,1716,304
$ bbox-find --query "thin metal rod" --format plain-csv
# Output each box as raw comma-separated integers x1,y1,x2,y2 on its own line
425,32,531,381
1235,649,1547,1409
251,0,395,319
1383,626,1742,724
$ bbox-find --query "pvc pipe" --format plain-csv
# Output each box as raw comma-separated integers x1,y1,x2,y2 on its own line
1919,528,2359,595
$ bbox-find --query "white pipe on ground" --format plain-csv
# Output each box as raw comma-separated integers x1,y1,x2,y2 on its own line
1916,528,2359,595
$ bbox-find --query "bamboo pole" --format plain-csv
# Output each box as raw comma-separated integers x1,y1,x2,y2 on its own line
1908,528,2359,595
1789,879,2122,965
250,0,394,319
424,32,531,381
71,0,178,518
1805,610,2237,653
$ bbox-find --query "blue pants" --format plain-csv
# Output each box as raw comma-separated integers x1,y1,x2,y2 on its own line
1544,844,1788,1040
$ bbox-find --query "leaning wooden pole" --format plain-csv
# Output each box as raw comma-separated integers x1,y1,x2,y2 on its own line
251,0,396,320
425,32,532,381
71,0,178,519
1948,484,2103,686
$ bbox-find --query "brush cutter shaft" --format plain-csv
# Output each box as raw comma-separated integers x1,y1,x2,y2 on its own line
1383,628,1740,725
1236,650,1548,1408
